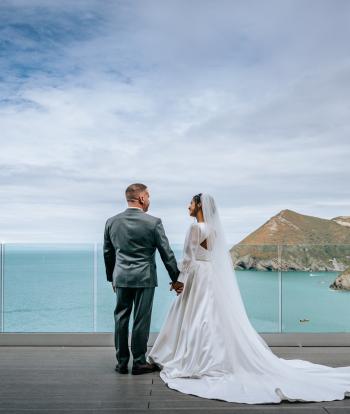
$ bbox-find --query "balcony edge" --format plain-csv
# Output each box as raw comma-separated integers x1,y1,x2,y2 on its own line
1,332,350,347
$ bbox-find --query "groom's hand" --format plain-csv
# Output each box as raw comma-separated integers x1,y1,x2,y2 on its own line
170,281,184,295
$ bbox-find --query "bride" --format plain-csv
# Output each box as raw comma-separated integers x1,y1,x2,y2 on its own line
147,193,350,404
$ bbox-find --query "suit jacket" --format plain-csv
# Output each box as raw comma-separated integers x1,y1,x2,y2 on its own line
103,208,180,287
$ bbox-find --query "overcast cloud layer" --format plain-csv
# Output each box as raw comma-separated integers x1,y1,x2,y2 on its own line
0,0,349,245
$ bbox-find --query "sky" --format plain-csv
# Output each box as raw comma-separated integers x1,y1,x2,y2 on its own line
0,0,349,245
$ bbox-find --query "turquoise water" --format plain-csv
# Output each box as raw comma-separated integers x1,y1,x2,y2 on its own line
2,244,349,333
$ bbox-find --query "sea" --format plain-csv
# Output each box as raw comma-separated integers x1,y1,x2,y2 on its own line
2,244,349,333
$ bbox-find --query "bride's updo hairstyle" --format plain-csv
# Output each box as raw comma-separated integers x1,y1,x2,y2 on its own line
192,193,202,205
192,193,203,215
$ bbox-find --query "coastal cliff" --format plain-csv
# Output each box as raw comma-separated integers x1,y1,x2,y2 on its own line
230,210,350,271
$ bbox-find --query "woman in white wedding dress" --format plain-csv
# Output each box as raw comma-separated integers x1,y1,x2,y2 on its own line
147,193,350,404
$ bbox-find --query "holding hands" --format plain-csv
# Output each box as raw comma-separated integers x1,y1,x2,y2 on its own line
170,280,184,295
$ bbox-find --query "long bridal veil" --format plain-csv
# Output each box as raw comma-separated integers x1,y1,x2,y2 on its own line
200,193,273,359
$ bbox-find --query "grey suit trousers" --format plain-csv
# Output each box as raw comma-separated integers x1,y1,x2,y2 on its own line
114,286,155,367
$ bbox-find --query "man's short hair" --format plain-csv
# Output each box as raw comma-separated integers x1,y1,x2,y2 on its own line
125,183,147,202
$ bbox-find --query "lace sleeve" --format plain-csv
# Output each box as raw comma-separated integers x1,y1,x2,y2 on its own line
177,223,200,282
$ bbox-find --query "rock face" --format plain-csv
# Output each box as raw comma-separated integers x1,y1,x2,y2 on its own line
230,209,350,271
332,216,350,228
330,267,350,290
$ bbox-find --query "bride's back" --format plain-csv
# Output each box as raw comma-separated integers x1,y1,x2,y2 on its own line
195,222,212,261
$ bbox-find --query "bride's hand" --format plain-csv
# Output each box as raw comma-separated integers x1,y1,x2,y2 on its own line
170,281,184,295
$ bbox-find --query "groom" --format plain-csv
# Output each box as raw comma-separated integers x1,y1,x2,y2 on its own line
103,183,184,375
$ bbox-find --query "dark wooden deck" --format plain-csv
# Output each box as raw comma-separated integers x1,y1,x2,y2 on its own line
1,346,350,413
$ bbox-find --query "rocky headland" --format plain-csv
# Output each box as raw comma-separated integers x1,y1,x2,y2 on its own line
230,209,350,272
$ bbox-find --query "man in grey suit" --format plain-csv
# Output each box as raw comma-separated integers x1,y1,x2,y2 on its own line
103,183,184,375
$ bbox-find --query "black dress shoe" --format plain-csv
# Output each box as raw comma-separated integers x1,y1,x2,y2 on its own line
132,363,160,375
115,364,128,374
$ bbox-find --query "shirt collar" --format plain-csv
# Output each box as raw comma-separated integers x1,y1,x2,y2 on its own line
127,207,143,211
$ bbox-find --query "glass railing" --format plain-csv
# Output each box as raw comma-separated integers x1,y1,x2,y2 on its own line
0,243,349,333
231,244,350,333
280,244,350,333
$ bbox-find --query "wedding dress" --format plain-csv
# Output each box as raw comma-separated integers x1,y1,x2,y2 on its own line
147,194,350,404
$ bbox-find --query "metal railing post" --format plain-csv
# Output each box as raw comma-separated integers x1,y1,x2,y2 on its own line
0,243,4,332
278,244,282,333
93,243,98,332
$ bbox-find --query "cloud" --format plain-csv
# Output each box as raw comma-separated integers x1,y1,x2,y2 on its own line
0,0,349,244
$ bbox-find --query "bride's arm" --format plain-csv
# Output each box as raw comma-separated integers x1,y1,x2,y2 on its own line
178,223,200,282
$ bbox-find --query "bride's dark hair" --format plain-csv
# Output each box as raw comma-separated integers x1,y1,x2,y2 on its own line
192,193,202,210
